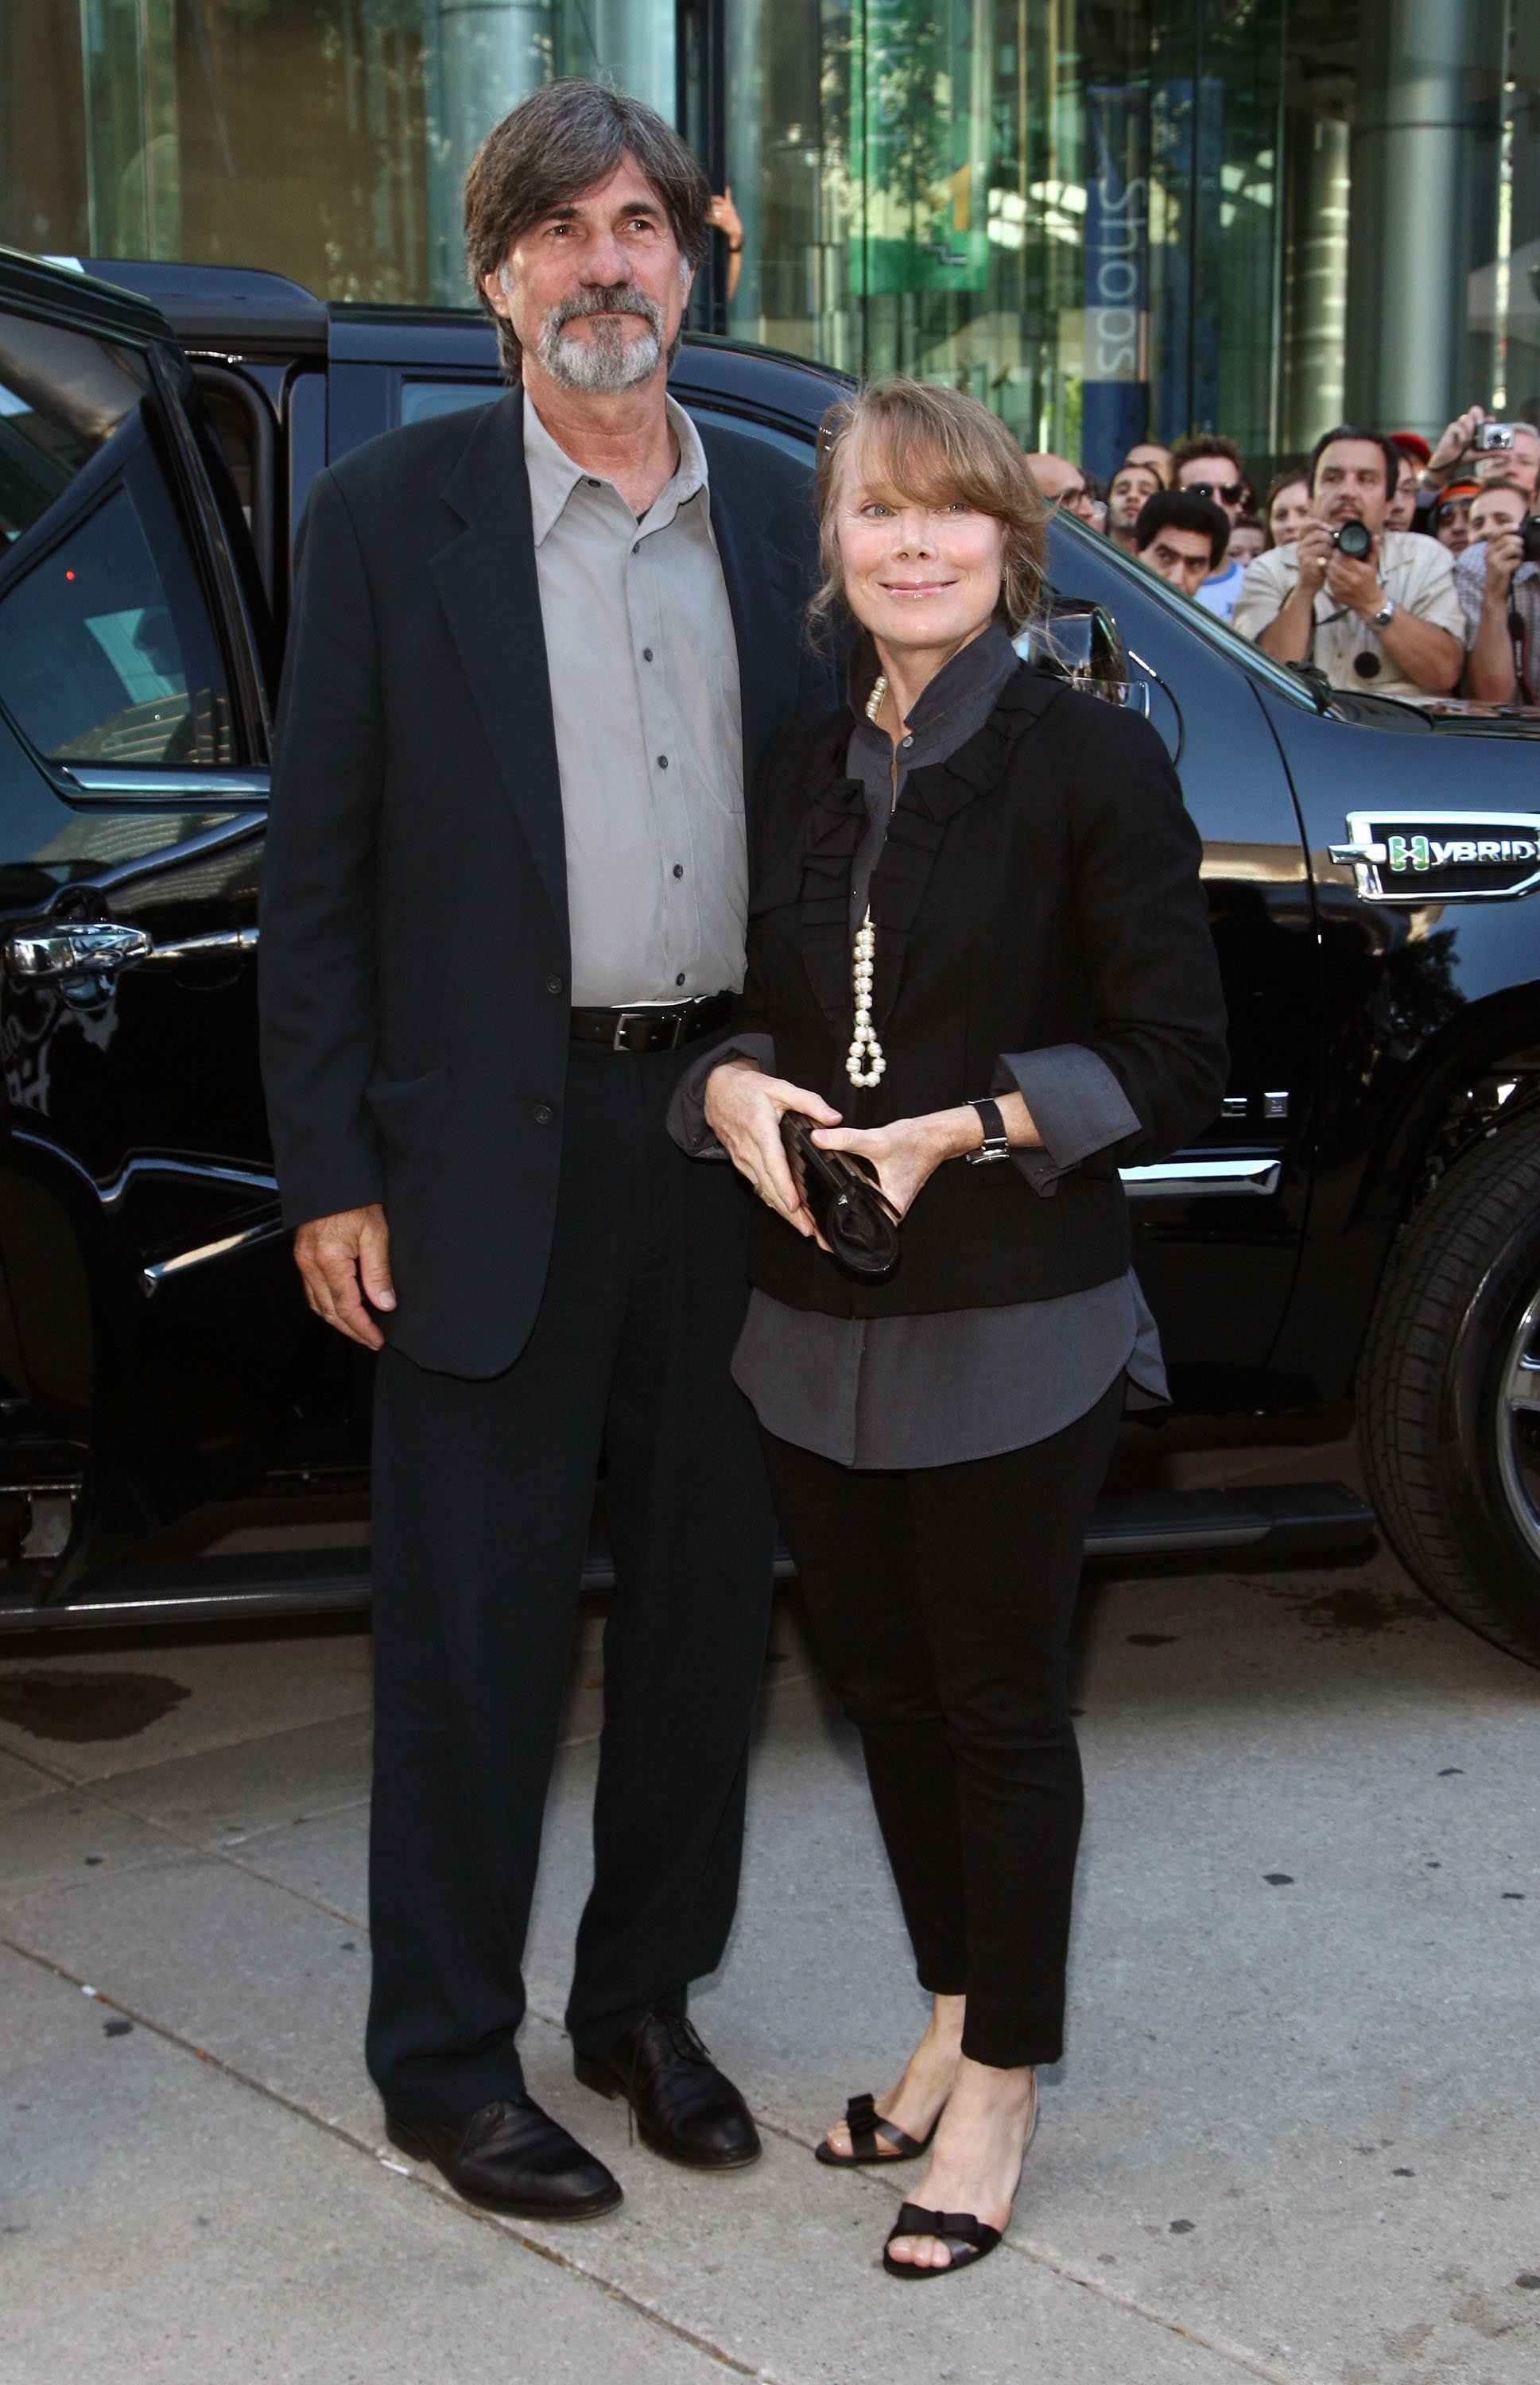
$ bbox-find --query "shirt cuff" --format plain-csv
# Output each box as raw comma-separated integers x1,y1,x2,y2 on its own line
666,1033,778,1155
995,1045,1142,1193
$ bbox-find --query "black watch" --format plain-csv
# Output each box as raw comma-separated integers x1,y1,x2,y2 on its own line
964,1096,1012,1165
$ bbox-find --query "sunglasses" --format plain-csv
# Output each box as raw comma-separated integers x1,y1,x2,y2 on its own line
1186,479,1244,505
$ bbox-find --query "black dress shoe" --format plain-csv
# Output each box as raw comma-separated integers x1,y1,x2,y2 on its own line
574,2009,761,2170
385,2093,622,2220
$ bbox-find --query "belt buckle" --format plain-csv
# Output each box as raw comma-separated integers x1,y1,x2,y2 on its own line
613,1007,677,1053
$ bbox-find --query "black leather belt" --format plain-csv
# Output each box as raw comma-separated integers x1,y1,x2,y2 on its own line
569,991,734,1053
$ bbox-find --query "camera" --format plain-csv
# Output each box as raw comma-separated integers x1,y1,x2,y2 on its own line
1331,518,1374,560
1523,517,1540,566
1476,421,1517,452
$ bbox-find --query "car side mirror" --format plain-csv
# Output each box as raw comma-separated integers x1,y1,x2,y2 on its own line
1015,598,1127,691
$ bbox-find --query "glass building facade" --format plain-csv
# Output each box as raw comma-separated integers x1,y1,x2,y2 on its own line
4,3,1538,480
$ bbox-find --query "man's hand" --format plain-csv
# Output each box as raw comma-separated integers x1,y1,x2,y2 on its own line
703,1057,840,1235
1326,545,1387,618
1426,405,1484,484
293,1204,396,1350
1293,518,1333,596
1482,526,1525,601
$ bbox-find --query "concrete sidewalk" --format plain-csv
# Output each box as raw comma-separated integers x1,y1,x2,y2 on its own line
1,1518,1538,2383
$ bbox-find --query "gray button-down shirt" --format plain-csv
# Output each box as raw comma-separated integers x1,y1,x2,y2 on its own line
524,395,747,1006
669,626,1169,1468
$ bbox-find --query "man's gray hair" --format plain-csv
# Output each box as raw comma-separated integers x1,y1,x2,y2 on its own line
464,80,711,381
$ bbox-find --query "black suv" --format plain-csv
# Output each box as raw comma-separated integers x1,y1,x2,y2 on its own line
3,248,1540,1665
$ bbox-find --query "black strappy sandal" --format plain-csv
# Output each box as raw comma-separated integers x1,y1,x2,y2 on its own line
882,2202,1002,2279
813,2091,936,2168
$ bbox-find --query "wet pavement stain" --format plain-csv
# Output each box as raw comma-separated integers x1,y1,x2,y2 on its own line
0,1670,190,1743
1273,1581,1433,1636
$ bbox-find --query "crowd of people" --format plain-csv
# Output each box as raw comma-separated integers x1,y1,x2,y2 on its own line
1024,410,1540,704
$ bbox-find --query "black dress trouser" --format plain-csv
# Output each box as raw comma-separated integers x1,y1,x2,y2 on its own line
761,1375,1123,2071
366,1035,776,2121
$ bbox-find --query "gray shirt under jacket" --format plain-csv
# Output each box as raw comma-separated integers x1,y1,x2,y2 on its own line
668,621,1167,1470
524,394,747,1008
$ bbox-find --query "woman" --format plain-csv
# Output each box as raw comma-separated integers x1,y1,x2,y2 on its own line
1264,467,1310,547
672,381,1228,2279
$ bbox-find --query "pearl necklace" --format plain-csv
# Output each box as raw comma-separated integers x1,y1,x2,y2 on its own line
847,673,889,1089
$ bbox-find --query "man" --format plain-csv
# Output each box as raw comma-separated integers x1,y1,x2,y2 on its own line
1232,424,1463,698
1023,450,1098,522
1422,408,1540,506
1458,481,1539,702
1432,479,1480,554
1385,448,1420,533
259,82,831,2222
1106,457,1162,553
1124,439,1173,487
1170,432,1250,621
1134,487,1230,599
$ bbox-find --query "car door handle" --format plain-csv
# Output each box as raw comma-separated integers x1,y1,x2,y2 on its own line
4,924,258,983
5,923,153,982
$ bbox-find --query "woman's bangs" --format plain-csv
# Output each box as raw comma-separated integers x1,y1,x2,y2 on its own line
843,417,977,514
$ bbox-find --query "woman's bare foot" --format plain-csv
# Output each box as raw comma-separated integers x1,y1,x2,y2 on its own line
821,1994,964,2160
884,2057,1038,2272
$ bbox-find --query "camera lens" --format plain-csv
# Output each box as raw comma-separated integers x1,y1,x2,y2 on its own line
1332,518,1373,560
1522,518,1540,566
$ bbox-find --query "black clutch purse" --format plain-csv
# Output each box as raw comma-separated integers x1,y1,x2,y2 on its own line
780,1112,902,1282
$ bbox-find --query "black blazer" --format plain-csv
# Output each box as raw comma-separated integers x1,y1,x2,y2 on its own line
259,388,833,1377
735,665,1229,1317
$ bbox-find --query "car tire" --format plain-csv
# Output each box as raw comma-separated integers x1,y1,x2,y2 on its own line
1360,1104,1540,1667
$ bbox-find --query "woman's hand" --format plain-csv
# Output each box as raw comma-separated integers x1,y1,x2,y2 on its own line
704,1058,841,1236
813,1093,1038,1218
811,1109,973,1219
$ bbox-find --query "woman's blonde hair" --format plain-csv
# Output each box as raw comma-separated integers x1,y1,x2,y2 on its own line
809,378,1048,639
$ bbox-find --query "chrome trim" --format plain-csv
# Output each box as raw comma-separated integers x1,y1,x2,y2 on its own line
9,1132,277,1212
60,766,271,801
141,928,259,962
1119,1156,1282,1198
74,812,267,896
5,923,151,981
1330,809,1540,904
140,1212,287,1295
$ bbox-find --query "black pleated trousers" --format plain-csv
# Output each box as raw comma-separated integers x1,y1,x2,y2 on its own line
365,1035,776,2121
762,1376,1123,2070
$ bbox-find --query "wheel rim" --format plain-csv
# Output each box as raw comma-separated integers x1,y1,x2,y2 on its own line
1496,1286,1540,1561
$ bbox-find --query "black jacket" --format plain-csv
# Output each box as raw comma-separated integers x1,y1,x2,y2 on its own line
735,665,1229,1316
259,388,833,1377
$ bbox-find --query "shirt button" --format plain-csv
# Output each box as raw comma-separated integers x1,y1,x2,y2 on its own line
584,476,601,488
672,863,684,878
632,541,641,556
657,754,669,770
545,975,563,995
532,1103,554,1126
675,973,686,987
642,647,654,661
902,733,914,747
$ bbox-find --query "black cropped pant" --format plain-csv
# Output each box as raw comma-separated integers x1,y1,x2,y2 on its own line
762,1377,1122,2070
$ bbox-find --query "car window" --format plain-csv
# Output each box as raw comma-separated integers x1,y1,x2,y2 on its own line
0,311,148,548
0,448,233,770
680,404,816,466
0,306,234,773
399,379,498,425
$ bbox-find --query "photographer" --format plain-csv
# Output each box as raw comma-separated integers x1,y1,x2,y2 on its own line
1423,408,1540,504
1232,425,1463,697
1458,482,1540,704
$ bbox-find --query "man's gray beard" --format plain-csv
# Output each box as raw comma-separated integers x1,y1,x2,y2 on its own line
536,297,664,394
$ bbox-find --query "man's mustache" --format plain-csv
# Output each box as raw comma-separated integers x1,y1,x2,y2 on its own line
549,286,664,335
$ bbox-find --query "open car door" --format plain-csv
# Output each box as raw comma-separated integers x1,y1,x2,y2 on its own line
0,250,312,1614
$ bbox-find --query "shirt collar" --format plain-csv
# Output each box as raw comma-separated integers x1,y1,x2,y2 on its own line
522,390,709,548
846,618,1018,738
